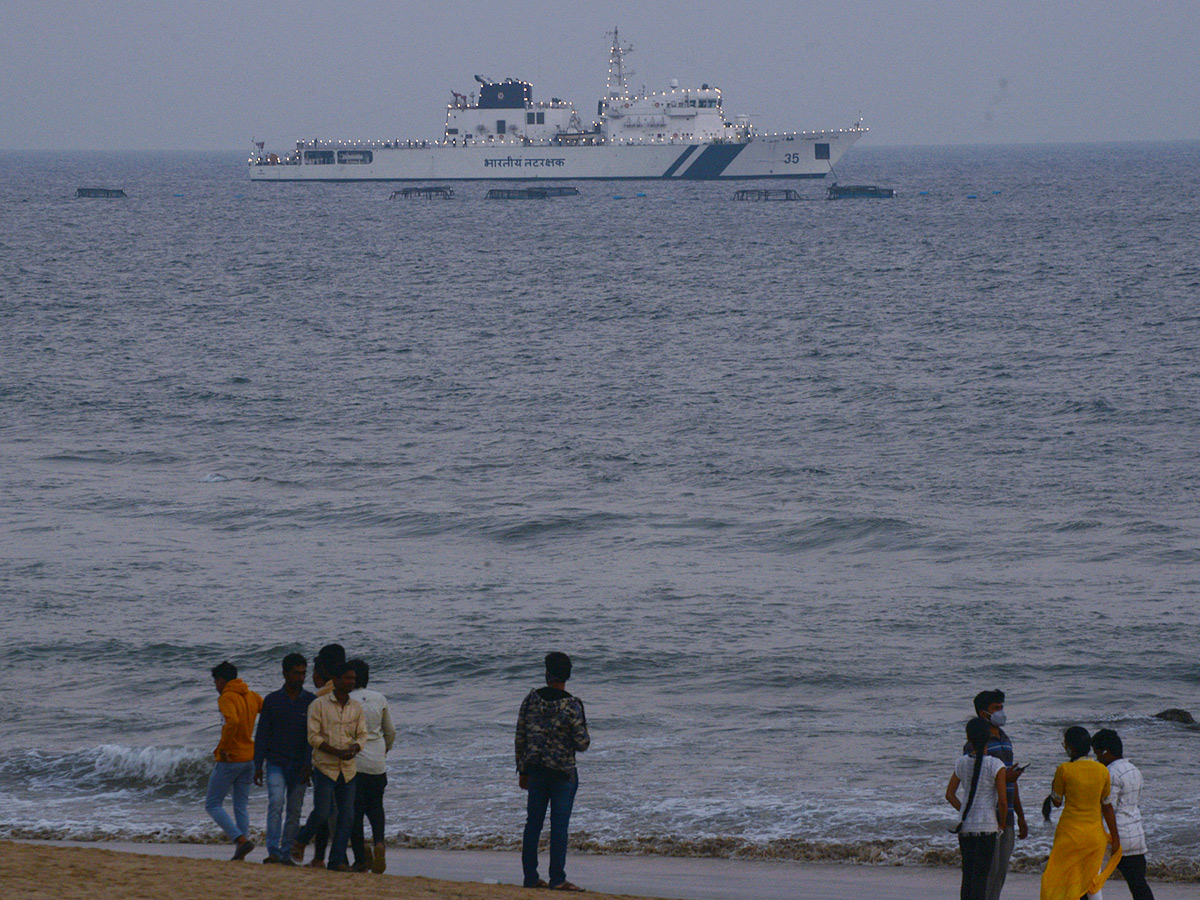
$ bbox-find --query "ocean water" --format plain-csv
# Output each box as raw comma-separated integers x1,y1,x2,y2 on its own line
1,143,1198,879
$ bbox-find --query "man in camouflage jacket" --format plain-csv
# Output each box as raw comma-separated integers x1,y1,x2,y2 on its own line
515,651,590,890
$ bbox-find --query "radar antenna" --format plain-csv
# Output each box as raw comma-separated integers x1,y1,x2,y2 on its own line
605,27,634,101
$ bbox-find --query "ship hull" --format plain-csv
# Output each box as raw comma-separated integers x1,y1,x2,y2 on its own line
249,131,863,182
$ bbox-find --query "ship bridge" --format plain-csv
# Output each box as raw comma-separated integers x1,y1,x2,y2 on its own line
600,84,742,144
594,30,748,145
444,78,582,145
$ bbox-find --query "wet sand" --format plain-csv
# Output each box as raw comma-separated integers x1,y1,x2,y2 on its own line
4,840,1192,900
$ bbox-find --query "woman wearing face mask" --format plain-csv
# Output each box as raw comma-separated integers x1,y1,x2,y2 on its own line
1040,726,1121,900
946,717,1008,900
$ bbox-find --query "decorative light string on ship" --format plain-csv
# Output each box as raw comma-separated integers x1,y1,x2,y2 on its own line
249,28,867,176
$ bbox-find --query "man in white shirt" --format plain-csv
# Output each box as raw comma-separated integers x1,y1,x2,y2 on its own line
290,660,367,872
348,658,396,873
1093,729,1155,900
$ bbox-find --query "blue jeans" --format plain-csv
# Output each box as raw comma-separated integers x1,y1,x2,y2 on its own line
205,760,254,842
296,769,356,868
264,762,307,859
522,769,579,887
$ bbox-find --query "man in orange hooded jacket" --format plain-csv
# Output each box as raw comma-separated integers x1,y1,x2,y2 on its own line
206,661,264,860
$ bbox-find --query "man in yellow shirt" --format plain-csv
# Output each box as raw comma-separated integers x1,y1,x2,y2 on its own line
291,660,367,871
205,661,263,860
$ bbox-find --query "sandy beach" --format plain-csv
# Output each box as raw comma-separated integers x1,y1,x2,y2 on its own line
4,841,1193,900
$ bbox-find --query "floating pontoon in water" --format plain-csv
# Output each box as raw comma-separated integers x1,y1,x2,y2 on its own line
826,183,894,199
75,188,127,198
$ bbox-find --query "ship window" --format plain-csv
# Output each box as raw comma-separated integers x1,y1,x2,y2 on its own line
497,119,506,134
447,128,459,135
815,143,830,160
337,150,373,164
527,113,536,125
537,112,545,124
304,150,335,164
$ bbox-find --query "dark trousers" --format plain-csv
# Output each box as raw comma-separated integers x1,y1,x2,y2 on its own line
959,832,998,900
1116,854,1155,900
351,771,388,866
522,769,579,887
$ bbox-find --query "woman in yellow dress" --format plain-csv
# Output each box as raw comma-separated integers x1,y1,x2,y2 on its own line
1040,726,1122,900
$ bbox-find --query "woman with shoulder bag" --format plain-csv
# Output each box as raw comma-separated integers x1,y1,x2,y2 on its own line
946,716,1009,900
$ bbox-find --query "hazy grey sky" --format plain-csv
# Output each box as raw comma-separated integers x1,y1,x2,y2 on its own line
3,1,1198,151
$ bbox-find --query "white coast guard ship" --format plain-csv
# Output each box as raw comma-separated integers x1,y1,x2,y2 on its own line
249,31,866,182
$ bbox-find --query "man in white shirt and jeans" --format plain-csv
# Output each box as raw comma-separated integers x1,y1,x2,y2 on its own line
348,658,396,873
1092,729,1155,900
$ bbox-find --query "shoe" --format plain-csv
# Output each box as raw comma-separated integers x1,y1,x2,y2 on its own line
351,862,370,873
262,855,280,864
232,839,256,861
372,842,386,874
308,858,325,869
361,843,374,868
549,882,585,892
280,857,297,867
524,880,549,889
332,863,353,872
290,842,306,863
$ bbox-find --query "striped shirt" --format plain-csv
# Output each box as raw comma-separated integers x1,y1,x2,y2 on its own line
1107,758,1147,855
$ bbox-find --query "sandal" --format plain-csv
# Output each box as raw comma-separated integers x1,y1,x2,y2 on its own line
550,882,585,891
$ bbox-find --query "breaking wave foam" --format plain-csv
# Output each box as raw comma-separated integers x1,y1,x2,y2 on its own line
0,745,211,797
3,825,1194,882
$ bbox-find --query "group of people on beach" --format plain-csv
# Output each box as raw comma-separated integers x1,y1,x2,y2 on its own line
205,645,394,871
205,646,590,889
948,689,1154,900
207,657,1153,896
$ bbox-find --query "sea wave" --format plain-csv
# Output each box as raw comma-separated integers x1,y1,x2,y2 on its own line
39,449,185,466
0,745,211,797
768,515,920,553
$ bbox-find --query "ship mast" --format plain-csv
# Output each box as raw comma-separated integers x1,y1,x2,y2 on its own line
605,27,634,101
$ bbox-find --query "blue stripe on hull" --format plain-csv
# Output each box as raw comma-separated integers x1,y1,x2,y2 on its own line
678,144,747,179
250,173,831,183
661,145,699,177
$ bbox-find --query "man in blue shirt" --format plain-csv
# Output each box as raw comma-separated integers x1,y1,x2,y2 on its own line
972,689,1028,900
254,653,316,864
